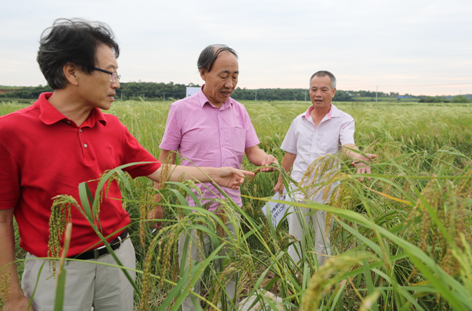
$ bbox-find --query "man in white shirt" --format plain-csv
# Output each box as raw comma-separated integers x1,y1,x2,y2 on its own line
273,70,375,266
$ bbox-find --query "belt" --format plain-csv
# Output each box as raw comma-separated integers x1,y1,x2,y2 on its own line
71,229,128,260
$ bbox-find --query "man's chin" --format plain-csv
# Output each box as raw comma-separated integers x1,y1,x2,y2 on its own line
98,102,112,110
220,92,232,101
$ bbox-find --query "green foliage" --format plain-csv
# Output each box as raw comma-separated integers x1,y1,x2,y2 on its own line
0,85,52,99
418,96,448,103
118,82,196,100
451,95,470,103
1,100,472,310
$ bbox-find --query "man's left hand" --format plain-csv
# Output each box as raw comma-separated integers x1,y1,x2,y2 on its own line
260,154,278,172
352,153,376,182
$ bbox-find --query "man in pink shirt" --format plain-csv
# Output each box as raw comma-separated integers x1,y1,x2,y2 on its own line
156,44,277,310
0,20,253,311
274,70,376,267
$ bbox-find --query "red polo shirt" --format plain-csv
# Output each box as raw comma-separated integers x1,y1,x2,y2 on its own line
0,93,161,257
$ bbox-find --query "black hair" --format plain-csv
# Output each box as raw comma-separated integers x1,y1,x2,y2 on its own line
197,44,238,73
37,18,119,90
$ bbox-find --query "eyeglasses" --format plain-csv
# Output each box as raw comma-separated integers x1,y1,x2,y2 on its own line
92,67,121,82
76,63,121,82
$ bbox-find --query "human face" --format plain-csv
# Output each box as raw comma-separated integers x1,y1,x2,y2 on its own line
76,44,120,110
309,75,336,111
200,51,239,107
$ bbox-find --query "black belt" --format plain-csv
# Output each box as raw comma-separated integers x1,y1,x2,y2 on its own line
71,229,128,260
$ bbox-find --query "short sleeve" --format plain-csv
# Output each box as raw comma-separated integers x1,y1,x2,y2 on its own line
340,119,355,146
0,143,20,209
242,107,260,148
120,126,161,179
280,118,299,154
159,103,182,151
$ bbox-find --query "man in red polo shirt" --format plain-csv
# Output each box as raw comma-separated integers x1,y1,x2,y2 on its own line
0,19,252,311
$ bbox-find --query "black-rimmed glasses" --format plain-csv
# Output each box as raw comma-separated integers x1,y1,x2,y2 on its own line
92,67,121,82
76,64,121,82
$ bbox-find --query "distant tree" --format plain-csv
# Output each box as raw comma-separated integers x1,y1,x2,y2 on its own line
450,95,470,103
418,96,445,103
332,90,352,101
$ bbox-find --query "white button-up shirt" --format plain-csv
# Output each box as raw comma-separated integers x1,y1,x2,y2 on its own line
280,104,355,184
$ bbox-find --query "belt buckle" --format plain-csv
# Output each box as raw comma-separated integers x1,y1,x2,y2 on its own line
94,244,106,259
94,233,125,259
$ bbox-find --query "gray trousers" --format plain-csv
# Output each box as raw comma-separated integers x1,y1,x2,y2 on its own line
178,219,237,311
287,186,332,266
22,238,136,311
288,208,331,266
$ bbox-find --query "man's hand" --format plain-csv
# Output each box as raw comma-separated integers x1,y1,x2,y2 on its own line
4,295,33,311
212,167,254,189
352,153,376,181
245,146,278,171
273,178,285,195
147,193,163,230
260,154,278,172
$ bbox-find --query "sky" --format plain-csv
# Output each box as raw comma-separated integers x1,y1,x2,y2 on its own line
1,0,471,96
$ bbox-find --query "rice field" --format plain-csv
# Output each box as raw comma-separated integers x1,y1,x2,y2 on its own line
1,99,472,310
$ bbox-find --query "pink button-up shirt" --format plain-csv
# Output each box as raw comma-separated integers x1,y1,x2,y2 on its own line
160,89,260,211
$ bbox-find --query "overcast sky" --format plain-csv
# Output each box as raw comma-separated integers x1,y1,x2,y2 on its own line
1,0,471,95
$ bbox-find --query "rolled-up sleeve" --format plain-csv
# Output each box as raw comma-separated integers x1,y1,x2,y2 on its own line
0,143,20,210
159,103,182,151
243,108,260,148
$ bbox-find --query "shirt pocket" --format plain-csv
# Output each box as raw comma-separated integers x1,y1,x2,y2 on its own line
318,133,340,155
103,144,119,166
297,131,313,153
232,127,246,155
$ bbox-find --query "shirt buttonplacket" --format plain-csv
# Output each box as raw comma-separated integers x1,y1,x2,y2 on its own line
217,109,224,166
78,127,89,160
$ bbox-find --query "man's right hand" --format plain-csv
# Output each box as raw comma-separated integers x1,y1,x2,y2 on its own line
4,295,34,311
147,193,163,230
211,167,254,190
273,178,285,195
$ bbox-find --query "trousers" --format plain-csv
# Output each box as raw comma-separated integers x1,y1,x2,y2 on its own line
178,218,238,311
21,237,136,311
287,185,332,266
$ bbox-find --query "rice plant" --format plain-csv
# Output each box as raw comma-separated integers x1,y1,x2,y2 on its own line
0,100,471,310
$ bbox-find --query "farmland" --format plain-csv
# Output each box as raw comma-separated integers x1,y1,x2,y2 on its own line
1,99,472,310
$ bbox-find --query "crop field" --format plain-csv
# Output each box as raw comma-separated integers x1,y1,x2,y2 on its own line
1,99,472,310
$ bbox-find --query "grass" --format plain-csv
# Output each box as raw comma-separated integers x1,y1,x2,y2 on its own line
0,99,471,310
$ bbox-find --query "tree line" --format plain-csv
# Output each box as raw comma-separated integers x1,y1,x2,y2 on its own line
1,82,470,103
418,95,471,103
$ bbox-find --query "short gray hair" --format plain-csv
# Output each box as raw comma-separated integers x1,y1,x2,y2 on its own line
197,44,238,72
309,70,336,89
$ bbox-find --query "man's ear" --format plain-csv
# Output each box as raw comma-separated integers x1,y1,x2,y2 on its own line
63,63,79,86
199,68,207,81
332,87,337,98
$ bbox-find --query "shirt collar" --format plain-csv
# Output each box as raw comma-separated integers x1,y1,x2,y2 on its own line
198,85,233,110
37,92,107,127
303,104,334,120
330,104,341,118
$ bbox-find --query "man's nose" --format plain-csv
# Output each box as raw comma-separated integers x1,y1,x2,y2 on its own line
224,78,233,88
112,80,120,89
